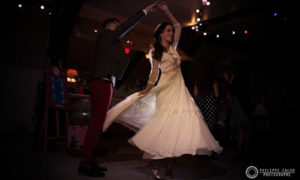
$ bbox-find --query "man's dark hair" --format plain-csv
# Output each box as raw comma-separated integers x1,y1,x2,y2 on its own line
102,18,119,29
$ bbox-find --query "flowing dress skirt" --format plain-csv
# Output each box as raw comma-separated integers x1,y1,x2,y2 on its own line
103,68,222,159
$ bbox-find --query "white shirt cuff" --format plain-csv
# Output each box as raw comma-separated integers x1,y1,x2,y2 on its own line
143,9,148,15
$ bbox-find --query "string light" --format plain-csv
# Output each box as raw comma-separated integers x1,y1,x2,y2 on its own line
198,22,203,26
197,17,201,22
40,5,45,10
232,31,236,35
203,32,207,36
216,34,220,38
244,30,248,34
196,9,200,13
18,4,22,8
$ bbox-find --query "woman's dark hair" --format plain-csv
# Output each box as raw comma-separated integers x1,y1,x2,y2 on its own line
152,22,175,61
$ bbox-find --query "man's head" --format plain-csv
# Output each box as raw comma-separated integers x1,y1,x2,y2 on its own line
102,18,120,31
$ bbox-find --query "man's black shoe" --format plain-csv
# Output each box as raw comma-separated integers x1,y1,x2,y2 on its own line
90,161,107,172
78,165,105,177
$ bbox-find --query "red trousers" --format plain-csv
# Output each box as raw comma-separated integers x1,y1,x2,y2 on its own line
80,79,113,165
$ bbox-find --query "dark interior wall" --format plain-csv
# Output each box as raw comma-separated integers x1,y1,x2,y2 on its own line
178,3,295,111
3,3,50,134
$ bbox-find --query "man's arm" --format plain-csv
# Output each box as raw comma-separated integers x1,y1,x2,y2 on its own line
113,10,145,39
112,1,162,39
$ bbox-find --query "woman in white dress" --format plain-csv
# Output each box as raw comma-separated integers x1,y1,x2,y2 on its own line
103,3,222,179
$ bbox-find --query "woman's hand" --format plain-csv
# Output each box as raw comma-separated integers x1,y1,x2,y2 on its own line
138,89,150,95
138,83,154,95
177,60,181,66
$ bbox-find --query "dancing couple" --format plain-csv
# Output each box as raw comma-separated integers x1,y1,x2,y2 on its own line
79,1,222,179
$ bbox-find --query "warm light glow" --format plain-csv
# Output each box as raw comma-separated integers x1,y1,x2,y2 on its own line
187,14,197,26
244,30,248,34
197,18,201,22
67,69,78,77
191,26,195,30
203,32,207,36
71,78,76,83
94,29,98,33
67,77,71,82
18,4,22,8
206,2,211,6
196,9,200,13
145,53,150,59
40,5,45,10
232,31,236,35
126,40,130,44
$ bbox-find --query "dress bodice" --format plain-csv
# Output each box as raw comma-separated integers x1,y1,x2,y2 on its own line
159,46,181,74
147,46,181,85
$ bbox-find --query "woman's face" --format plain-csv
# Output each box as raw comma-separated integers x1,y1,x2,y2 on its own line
160,25,174,43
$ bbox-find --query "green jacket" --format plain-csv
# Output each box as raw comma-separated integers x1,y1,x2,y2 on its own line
89,10,146,85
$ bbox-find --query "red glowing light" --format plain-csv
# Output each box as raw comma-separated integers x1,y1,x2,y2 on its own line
244,30,248,34
124,48,130,54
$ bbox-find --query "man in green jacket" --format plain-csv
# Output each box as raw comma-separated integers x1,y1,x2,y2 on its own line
78,1,163,177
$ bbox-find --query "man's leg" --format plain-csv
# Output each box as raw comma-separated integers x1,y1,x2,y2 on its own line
80,79,113,166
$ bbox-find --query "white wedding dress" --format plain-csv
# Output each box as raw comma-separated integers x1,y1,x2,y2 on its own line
103,24,222,159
